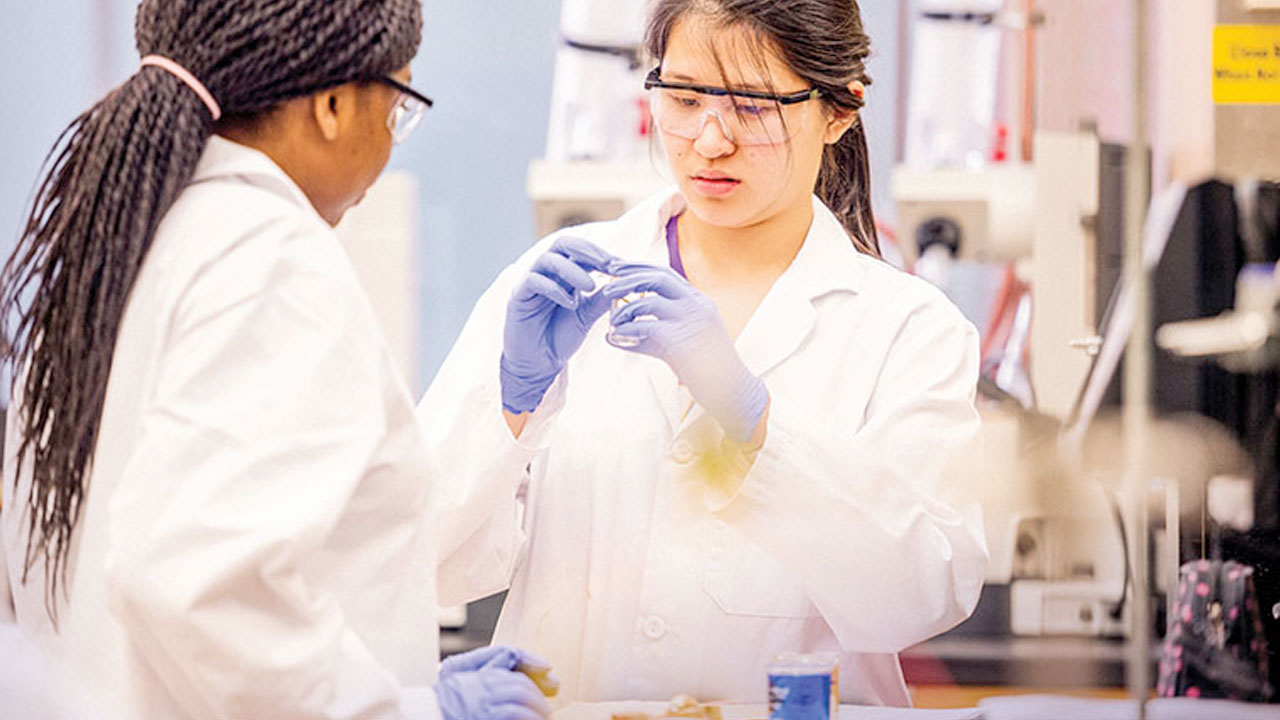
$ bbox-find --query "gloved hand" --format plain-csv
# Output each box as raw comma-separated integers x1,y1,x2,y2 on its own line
436,664,551,720
501,237,617,413
440,645,560,697
602,263,768,443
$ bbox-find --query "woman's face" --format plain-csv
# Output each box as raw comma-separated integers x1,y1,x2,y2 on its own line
332,64,411,222
656,17,851,230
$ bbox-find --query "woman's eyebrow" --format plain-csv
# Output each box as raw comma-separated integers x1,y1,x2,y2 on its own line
665,71,772,92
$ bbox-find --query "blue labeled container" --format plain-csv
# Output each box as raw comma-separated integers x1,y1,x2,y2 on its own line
767,653,838,720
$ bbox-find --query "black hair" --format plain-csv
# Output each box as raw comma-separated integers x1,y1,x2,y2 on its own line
644,0,880,257
0,0,423,617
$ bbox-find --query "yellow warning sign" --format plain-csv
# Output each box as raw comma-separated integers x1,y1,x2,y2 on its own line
1214,25,1280,104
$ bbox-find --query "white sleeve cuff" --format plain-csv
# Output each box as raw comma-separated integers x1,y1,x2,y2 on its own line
400,686,442,720
486,369,568,455
513,371,568,450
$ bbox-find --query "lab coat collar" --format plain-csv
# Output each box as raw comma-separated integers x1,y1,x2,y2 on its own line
732,195,871,381
619,189,872,306
190,135,326,225
616,189,872,435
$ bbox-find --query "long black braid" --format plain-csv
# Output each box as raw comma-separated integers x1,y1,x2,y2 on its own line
0,0,422,618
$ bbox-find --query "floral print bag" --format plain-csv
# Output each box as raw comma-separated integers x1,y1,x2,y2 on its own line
1157,559,1273,702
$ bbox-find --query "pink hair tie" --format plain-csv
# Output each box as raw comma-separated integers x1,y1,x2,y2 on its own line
140,54,222,121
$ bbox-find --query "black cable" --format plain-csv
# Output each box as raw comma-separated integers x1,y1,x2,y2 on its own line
1105,487,1133,621
562,36,643,71
920,11,998,25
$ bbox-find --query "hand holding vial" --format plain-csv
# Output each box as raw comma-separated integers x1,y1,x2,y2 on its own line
600,262,767,443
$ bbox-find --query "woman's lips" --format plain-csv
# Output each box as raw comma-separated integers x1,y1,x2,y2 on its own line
690,174,741,197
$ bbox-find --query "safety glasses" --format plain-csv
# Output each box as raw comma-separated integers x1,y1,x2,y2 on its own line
643,67,820,146
374,76,434,145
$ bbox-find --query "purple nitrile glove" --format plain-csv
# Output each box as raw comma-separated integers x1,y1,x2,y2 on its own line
435,664,550,720
440,646,559,696
500,236,617,413
602,262,768,443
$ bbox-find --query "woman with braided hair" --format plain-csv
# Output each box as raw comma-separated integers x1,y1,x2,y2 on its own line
1,1,557,718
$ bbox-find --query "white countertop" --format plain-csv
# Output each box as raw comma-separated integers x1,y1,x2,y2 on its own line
553,697,1280,720
553,701,982,720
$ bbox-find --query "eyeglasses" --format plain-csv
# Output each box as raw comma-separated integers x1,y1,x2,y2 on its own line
373,76,434,144
643,67,820,146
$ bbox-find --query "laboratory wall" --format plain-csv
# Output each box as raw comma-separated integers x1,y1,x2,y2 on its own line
0,1,900,394
400,3,562,389
0,2,133,290
0,3,126,405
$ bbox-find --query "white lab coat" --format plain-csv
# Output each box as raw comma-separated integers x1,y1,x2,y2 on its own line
425,190,988,707
1,525,12,625
1,136,539,719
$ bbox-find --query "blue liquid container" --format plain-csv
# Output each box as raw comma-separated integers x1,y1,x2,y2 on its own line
767,653,837,720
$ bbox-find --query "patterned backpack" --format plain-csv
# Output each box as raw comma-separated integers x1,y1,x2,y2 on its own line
1157,559,1274,701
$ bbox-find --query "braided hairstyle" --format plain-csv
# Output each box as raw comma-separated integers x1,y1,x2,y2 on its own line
1,0,422,616
644,0,880,257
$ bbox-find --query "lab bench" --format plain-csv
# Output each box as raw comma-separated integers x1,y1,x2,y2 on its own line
442,590,1141,698
443,598,1275,718
555,701,978,720
447,591,1139,688
548,698,1280,719
900,634,1131,688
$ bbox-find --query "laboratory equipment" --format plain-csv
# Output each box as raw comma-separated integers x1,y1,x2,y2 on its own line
607,287,650,349
892,131,1104,420
1156,262,1280,374
889,162,1037,265
903,0,1006,169
526,158,671,240
530,0,670,238
545,0,650,163
892,125,1158,642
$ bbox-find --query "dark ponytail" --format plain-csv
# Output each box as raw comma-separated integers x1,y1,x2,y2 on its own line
1,0,423,615
645,0,880,258
818,105,880,258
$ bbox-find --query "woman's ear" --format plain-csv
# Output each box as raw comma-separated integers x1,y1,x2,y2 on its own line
312,90,342,141
823,80,865,145
311,84,362,142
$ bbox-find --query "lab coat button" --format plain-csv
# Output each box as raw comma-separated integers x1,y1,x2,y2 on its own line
642,615,667,640
671,441,695,464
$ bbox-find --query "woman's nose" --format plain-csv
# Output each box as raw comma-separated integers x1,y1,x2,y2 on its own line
692,109,736,158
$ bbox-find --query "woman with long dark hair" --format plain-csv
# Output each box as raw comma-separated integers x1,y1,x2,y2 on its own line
1,1,556,717
423,0,987,707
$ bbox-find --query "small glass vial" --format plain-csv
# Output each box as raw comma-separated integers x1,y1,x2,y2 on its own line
767,652,837,720
607,290,653,348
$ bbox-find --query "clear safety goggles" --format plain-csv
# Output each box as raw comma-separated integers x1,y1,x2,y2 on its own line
374,76,434,145
643,67,821,146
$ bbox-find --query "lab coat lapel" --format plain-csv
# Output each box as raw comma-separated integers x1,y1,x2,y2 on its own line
611,191,690,435
733,268,818,382
674,197,866,436
638,349,686,436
